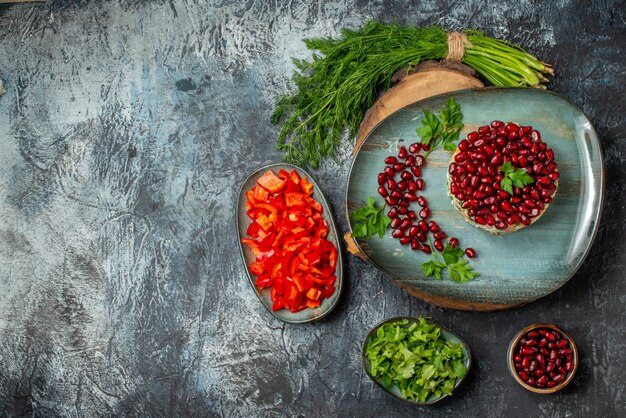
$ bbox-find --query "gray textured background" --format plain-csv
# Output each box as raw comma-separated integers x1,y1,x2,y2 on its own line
0,0,624,417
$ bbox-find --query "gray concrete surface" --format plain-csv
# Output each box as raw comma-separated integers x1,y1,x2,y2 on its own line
0,0,624,416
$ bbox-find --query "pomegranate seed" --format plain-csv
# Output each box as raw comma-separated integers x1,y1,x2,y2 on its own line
549,171,560,180
407,210,417,220
397,199,409,207
391,190,402,198
465,248,476,258
416,232,427,242
418,220,429,232
421,244,432,254
434,231,446,240
408,143,421,153
410,166,421,177
458,139,469,151
388,208,398,218
410,238,420,250
434,239,444,252
468,132,479,142
414,155,425,167
386,196,398,206
408,225,419,238
390,218,402,229
394,163,406,172
398,146,408,159
404,192,417,202
419,207,430,219
427,221,440,232
495,220,507,230
399,236,411,245
455,152,467,163
378,173,387,185
397,206,407,215
384,167,395,177
417,196,428,207
401,171,412,180
391,229,404,238
396,181,407,191
415,179,425,190
449,238,459,247
384,156,397,164
378,187,388,197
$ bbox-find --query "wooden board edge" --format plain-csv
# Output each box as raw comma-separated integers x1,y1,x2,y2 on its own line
354,67,484,154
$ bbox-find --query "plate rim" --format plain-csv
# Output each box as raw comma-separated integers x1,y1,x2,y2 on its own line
345,86,605,309
236,162,344,323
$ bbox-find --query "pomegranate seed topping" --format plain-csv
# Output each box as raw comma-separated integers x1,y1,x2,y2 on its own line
378,187,388,197
449,238,459,247
434,239,444,252
415,178,425,190
417,196,428,207
388,208,398,218
419,207,430,219
414,155,425,167
407,210,417,220
421,244,432,254
465,248,476,258
408,143,421,153
398,146,408,159
385,156,397,164
391,229,404,238
384,167,395,177
399,236,411,245
378,173,387,185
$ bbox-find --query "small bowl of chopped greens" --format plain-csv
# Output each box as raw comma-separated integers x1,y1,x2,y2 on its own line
362,317,471,405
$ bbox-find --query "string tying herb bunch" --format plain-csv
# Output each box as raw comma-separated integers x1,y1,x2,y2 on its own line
272,21,554,168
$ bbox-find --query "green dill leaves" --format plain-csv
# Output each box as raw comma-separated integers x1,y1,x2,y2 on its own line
350,197,390,240
272,21,554,168
422,243,479,283
365,318,468,403
499,162,534,195
415,97,464,154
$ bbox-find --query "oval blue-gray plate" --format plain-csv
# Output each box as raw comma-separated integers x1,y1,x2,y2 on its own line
237,163,343,323
346,88,604,310
362,317,471,405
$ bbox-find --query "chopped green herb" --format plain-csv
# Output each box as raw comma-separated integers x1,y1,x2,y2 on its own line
499,161,534,195
350,197,390,239
365,318,468,403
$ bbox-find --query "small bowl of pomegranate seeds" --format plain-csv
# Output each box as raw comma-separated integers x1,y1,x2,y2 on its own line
508,324,578,393
448,121,559,234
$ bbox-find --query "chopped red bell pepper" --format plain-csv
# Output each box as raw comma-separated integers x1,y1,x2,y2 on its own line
257,170,286,193
240,168,338,312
